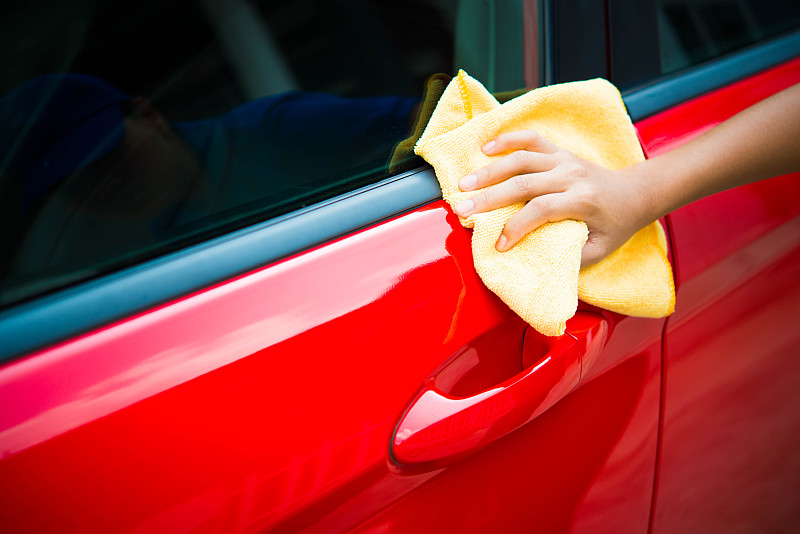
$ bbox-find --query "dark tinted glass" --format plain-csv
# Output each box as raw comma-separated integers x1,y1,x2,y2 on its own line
658,0,800,74
0,0,466,307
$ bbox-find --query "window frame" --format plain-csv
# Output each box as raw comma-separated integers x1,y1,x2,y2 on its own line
17,0,797,362
1,0,474,362
611,0,800,120
0,167,441,362
533,0,610,86
2,0,533,363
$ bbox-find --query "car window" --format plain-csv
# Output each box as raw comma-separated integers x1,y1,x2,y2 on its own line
658,0,800,74
0,0,525,309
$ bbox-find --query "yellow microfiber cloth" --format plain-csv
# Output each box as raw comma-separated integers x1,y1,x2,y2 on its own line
414,70,675,336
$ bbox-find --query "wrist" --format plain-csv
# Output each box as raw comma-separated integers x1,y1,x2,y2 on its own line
618,160,663,229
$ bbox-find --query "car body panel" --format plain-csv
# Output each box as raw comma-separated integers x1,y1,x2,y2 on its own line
2,1,799,531
0,197,663,532
636,57,800,532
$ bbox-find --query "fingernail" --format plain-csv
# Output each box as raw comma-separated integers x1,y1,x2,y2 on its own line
482,140,496,153
459,174,477,191
454,199,474,217
496,235,507,251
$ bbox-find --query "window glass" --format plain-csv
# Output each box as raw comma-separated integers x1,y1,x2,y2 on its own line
0,0,483,307
658,0,800,74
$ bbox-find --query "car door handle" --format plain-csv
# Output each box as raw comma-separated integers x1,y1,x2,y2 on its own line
391,312,608,466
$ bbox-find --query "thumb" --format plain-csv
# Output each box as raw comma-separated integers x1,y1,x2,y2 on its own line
580,238,609,267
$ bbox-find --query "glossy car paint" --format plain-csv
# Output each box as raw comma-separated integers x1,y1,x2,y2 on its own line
0,197,663,532
392,312,604,466
636,57,800,532
3,21,797,534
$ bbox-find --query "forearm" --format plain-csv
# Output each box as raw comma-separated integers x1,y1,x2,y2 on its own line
630,83,800,225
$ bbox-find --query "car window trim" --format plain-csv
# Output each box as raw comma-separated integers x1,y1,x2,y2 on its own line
622,30,800,121
0,167,442,363
8,28,797,363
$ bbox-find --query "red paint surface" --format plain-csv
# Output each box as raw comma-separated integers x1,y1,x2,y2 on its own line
0,200,662,532
392,312,607,466
637,58,800,532
5,58,798,533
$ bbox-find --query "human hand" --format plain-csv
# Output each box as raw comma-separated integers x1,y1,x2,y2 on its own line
453,130,651,267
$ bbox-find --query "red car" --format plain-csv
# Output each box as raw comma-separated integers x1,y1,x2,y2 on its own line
1,0,799,532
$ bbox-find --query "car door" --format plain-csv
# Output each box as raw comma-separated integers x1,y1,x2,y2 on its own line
0,1,665,533
612,0,800,531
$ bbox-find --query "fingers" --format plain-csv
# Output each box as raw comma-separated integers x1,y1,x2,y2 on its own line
458,131,560,192
580,237,607,267
451,130,591,252
454,170,564,217
496,194,572,251
483,130,560,156
458,150,555,191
